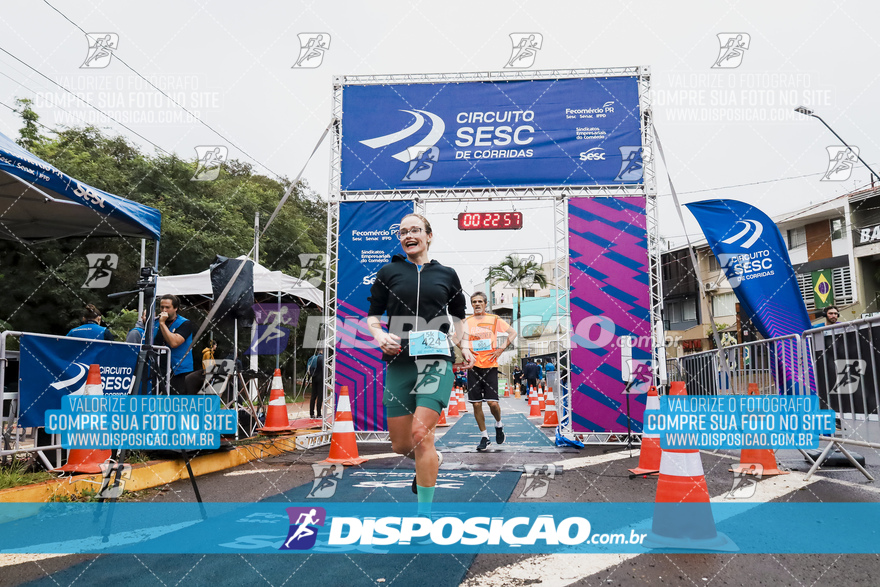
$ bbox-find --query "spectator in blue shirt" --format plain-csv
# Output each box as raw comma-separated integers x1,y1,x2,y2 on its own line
67,304,115,341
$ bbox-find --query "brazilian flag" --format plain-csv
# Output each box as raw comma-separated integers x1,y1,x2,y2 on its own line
812,270,834,309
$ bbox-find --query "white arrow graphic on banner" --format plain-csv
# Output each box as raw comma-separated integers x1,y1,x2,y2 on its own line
359,109,445,162
49,362,89,394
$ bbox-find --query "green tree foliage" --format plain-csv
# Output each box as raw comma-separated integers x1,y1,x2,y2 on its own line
0,107,327,356
485,254,548,352
14,98,42,151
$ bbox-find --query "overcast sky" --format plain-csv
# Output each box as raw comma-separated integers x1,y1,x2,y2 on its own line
1,1,878,292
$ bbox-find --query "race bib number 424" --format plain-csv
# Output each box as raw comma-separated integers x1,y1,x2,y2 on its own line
409,330,450,357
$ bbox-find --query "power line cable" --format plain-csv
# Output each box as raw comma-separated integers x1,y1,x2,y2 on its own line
42,0,282,179
0,45,172,157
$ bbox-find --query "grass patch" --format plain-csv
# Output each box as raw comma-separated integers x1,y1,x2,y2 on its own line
0,459,54,491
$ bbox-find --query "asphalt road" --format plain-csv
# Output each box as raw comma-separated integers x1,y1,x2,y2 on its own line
2,396,879,586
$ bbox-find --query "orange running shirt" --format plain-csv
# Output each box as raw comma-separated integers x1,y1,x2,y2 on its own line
464,314,513,369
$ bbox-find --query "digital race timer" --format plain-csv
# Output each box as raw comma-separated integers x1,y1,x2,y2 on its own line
457,212,523,231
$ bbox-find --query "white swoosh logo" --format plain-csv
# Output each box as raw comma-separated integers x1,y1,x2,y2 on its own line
50,362,87,391
360,110,425,149
359,109,446,162
721,220,763,249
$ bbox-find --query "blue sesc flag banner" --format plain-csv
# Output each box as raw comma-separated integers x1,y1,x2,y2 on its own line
18,335,140,428
686,200,813,392
685,199,812,338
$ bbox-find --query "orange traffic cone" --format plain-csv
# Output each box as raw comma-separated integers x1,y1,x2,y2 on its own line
541,387,559,428
447,389,460,417
528,387,541,417
436,407,450,427
644,381,736,551
730,383,788,476
457,386,468,413
538,388,546,412
321,386,367,466
57,364,111,474
503,383,509,397
259,369,293,433
629,386,662,475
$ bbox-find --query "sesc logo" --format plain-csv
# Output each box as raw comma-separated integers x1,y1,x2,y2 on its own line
362,272,378,286
579,147,605,162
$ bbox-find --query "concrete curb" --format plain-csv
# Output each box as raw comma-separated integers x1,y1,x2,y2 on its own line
0,435,302,503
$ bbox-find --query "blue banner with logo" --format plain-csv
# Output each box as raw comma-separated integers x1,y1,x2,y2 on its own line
337,201,413,431
341,77,642,191
686,200,813,392
18,335,140,428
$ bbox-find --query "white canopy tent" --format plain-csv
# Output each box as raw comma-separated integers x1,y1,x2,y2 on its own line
156,255,323,308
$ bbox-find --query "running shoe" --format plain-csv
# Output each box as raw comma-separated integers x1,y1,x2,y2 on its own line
495,426,505,445
477,437,490,452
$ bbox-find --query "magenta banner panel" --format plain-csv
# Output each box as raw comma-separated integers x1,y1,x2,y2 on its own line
568,197,651,433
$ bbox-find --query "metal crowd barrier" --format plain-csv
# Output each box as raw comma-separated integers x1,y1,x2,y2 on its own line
669,324,878,481
801,316,880,480
1,330,170,469
672,334,804,396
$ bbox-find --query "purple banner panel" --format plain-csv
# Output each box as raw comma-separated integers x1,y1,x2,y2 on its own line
568,197,651,433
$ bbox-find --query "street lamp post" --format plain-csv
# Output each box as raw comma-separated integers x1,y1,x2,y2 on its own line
794,106,880,182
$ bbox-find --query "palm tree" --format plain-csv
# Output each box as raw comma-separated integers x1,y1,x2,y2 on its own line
486,254,548,353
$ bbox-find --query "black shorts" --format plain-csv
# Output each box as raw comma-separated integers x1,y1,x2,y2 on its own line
467,367,499,402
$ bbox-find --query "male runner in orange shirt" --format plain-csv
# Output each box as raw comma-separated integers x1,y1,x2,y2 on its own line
465,292,517,452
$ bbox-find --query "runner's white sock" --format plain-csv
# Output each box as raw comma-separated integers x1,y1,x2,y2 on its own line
481,430,489,439
495,421,503,428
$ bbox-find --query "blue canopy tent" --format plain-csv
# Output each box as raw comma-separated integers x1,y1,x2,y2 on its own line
0,128,163,407
0,131,161,242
